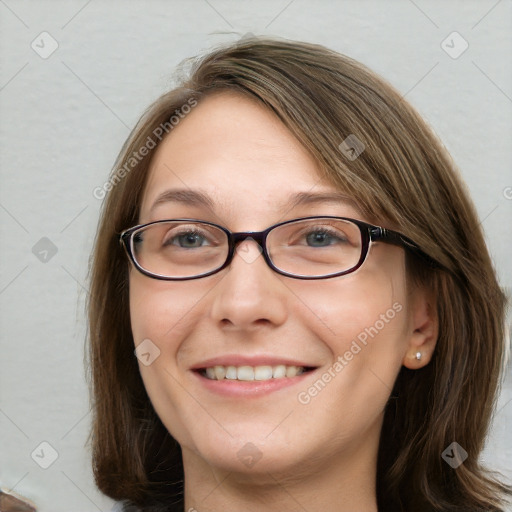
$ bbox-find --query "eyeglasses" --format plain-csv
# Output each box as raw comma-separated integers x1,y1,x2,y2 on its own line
119,216,434,281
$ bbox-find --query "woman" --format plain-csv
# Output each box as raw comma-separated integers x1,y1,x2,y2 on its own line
88,37,511,511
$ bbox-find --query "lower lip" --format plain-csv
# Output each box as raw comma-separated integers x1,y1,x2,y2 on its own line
191,370,315,397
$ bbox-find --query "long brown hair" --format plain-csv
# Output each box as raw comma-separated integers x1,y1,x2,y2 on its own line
87,36,511,511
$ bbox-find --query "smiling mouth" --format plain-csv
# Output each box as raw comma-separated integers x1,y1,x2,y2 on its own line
198,364,317,382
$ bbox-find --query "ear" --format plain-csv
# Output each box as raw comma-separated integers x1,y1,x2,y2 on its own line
402,287,438,369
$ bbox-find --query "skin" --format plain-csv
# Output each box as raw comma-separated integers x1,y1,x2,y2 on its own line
129,91,438,511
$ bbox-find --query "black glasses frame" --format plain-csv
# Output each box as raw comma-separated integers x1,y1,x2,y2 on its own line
119,216,436,281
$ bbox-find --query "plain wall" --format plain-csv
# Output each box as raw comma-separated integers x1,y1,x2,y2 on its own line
1,1,511,510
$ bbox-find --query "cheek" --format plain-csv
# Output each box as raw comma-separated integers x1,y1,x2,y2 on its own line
293,265,410,415
128,273,212,447
299,268,409,353
129,273,207,346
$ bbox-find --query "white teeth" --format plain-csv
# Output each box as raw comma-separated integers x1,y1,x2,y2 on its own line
237,366,254,381
286,366,298,378
214,365,226,380
272,365,286,378
254,366,273,380
203,364,307,381
226,366,237,379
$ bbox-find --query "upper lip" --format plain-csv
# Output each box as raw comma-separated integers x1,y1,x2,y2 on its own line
190,355,318,370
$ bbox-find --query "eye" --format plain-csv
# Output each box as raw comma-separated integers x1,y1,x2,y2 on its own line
278,221,357,250
301,227,349,247
164,229,211,249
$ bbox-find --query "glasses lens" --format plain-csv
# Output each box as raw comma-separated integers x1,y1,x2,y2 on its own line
267,218,363,277
132,221,228,278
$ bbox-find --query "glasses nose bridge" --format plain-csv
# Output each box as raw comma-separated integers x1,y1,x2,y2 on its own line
230,230,267,250
225,230,269,270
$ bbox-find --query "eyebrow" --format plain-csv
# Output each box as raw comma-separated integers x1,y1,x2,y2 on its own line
149,188,360,215
283,190,360,212
150,188,215,212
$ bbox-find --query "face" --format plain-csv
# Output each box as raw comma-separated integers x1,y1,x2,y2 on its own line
129,91,425,480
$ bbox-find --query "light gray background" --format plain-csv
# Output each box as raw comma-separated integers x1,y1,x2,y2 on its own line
1,1,511,511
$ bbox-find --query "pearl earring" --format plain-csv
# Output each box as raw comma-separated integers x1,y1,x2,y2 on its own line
415,351,422,361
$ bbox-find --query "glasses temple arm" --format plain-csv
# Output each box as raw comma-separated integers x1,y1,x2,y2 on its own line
370,227,440,269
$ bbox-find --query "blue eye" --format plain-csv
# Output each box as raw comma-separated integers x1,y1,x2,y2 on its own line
305,229,346,247
169,231,208,248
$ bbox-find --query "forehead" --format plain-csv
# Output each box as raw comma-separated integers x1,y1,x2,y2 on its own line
139,91,359,225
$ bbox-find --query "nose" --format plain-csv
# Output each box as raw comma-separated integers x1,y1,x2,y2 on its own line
209,238,288,331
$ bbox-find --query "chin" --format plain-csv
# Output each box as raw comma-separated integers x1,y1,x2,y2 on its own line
181,422,314,477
